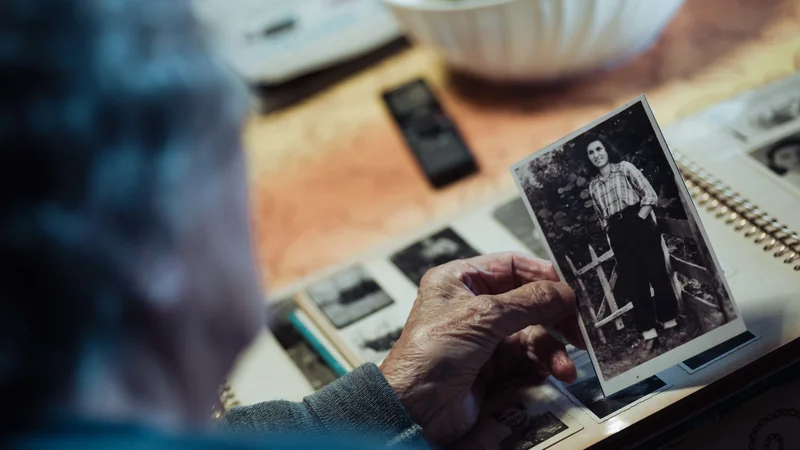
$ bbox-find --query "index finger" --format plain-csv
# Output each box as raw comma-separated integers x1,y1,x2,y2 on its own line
474,280,578,344
456,252,561,296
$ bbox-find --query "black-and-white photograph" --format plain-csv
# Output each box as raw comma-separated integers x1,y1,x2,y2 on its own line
453,382,582,450
552,347,668,422
493,198,550,258
511,96,746,395
749,134,800,189
306,266,394,329
391,227,480,286
680,331,757,373
492,407,568,450
361,326,404,354
343,318,406,364
750,94,800,132
703,73,800,143
564,374,666,422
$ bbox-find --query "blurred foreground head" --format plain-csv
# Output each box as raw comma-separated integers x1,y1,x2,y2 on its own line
0,0,264,434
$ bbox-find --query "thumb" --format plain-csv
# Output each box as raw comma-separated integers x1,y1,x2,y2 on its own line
478,281,576,342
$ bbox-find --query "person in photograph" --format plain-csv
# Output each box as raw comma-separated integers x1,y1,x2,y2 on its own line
493,404,565,450
766,138,800,186
584,135,678,350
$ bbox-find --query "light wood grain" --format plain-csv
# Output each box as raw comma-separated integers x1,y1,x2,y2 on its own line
246,0,800,291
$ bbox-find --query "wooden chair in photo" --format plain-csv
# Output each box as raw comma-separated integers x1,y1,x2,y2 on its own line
565,197,731,344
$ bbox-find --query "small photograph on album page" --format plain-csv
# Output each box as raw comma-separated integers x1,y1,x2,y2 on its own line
550,347,668,423
339,314,405,364
701,73,800,144
510,96,747,396
680,331,758,374
453,381,582,450
306,266,394,329
748,132,800,190
390,227,480,286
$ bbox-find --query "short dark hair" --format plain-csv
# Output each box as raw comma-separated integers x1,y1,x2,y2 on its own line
579,133,624,176
766,138,800,175
0,0,248,434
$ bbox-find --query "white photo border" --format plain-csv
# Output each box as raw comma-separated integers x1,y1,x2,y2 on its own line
547,375,671,424
678,332,760,375
509,95,748,396
480,380,585,449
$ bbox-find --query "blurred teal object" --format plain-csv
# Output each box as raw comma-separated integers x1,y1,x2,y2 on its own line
289,310,349,377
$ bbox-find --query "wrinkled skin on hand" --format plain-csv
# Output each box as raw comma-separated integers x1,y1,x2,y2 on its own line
380,252,585,447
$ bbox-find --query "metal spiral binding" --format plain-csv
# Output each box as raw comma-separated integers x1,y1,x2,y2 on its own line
674,153,800,272
213,381,241,419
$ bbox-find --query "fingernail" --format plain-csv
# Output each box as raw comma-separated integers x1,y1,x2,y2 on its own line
556,352,577,383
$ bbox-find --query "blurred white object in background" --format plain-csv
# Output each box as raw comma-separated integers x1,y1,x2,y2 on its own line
193,0,402,85
383,0,685,83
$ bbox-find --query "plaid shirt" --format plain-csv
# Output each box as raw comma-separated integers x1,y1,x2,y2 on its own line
588,161,658,230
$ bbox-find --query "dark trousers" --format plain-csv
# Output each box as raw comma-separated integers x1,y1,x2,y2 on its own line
607,206,677,332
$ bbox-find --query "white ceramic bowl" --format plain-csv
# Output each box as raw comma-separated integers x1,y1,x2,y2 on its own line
383,0,684,83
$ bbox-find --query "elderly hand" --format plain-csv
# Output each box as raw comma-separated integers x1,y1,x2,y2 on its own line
379,252,584,447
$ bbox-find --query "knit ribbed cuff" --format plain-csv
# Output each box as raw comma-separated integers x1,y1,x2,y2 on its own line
304,363,427,448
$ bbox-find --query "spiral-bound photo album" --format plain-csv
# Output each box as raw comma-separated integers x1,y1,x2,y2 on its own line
228,73,800,448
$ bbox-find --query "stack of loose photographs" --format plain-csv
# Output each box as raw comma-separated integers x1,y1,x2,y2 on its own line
286,81,800,446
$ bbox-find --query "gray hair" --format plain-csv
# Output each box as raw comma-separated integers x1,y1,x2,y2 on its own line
0,0,249,433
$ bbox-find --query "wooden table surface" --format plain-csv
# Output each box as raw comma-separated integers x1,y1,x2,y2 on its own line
245,0,800,292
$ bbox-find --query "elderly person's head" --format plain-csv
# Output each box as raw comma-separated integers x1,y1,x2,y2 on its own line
1,0,264,435
0,2,587,449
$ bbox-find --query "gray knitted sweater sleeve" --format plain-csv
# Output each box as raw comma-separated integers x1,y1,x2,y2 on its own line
215,363,428,448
